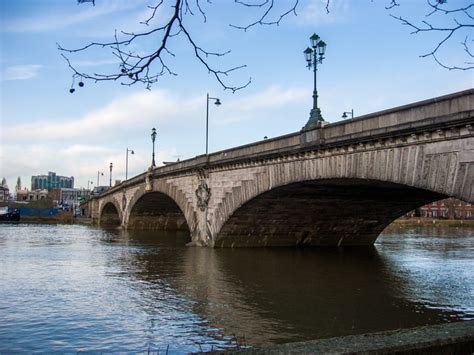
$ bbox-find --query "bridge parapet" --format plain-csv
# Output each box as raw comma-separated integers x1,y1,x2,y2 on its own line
99,89,473,198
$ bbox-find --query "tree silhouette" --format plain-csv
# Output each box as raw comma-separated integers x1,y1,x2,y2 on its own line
389,0,473,70
60,0,473,92
15,177,22,191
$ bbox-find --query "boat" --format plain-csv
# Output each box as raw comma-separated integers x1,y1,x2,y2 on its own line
0,207,20,223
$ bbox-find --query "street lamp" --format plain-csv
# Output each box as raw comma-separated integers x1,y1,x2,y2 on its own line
342,109,354,119
87,180,94,190
151,128,157,167
97,171,104,187
125,148,134,180
206,93,221,156
109,162,113,187
303,33,327,130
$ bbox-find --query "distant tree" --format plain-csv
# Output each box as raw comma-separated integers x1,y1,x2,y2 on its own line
15,177,22,191
60,0,473,91
1,177,6,187
443,198,458,219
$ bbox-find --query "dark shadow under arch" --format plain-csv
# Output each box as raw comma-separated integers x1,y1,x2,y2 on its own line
100,202,121,228
128,191,190,232
216,178,446,247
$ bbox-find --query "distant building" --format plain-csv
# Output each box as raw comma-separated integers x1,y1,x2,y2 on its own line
49,188,90,210
0,185,10,202
16,189,28,201
31,172,74,190
417,198,473,220
16,189,48,201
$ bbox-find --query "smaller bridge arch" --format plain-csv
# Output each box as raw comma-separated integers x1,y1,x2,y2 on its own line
124,182,196,236
99,200,122,228
127,191,190,232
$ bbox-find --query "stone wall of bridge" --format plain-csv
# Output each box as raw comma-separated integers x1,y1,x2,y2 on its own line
205,135,473,247
90,133,473,247
86,89,474,247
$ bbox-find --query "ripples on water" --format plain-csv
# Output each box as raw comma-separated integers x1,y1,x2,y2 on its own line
0,223,472,352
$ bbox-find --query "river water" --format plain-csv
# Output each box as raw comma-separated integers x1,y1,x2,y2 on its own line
0,224,473,352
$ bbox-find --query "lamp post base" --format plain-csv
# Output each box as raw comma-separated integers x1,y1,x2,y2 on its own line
303,108,325,131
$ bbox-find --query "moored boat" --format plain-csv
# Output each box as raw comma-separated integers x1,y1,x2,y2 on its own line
0,208,20,223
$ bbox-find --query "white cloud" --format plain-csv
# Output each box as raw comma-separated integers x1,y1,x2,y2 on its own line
230,86,307,111
1,89,198,142
1,0,148,33
216,86,308,124
69,59,120,67
62,144,115,155
295,0,351,25
2,65,42,81
0,85,307,189
0,143,177,190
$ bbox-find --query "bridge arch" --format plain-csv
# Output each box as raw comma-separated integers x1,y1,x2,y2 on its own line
124,183,196,234
209,138,473,247
212,178,446,247
99,200,122,228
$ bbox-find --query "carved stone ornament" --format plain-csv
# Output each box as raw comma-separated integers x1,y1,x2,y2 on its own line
195,180,211,211
145,167,153,192
195,168,209,180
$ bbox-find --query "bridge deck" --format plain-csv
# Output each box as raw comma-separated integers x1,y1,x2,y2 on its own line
114,88,473,192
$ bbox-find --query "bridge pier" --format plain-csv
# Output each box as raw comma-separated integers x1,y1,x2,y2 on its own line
187,209,213,247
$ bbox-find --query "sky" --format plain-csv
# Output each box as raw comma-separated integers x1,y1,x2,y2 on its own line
0,0,472,191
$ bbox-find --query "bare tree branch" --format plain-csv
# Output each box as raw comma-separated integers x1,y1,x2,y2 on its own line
63,0,473,93
141,0,164,26
230,0,299,31
390,0,474,70
60,0,255,92
385,0,399,10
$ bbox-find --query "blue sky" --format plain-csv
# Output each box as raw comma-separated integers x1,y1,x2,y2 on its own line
0,0,472,190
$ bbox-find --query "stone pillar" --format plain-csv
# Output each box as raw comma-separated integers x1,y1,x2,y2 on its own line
90,199,100,225
188,209,212,247
188,170,213,247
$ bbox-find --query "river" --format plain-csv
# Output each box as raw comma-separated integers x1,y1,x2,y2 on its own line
0,223,473,352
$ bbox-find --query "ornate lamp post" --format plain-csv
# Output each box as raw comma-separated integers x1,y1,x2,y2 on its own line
342,109,354,119
206,93,221,156
97,171,104,187
125,148,134,180
109,162,113,187
151,128,157,167
303,33,327,130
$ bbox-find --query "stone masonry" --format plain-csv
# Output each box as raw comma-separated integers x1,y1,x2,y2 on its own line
89,89,474,247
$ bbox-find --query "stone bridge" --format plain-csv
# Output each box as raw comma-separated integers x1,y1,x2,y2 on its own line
87,89,474,247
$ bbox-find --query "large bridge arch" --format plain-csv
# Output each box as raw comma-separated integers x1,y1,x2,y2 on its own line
210,139,473,247
212,178,445,247
124,182,196,234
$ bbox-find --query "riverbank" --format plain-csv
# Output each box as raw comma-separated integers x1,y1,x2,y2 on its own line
14,216,474,228
389,218,474,228
18,216,93,225
240,321,474,354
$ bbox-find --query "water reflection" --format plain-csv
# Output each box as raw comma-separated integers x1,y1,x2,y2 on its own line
110,227,473,346
0,224,472,352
